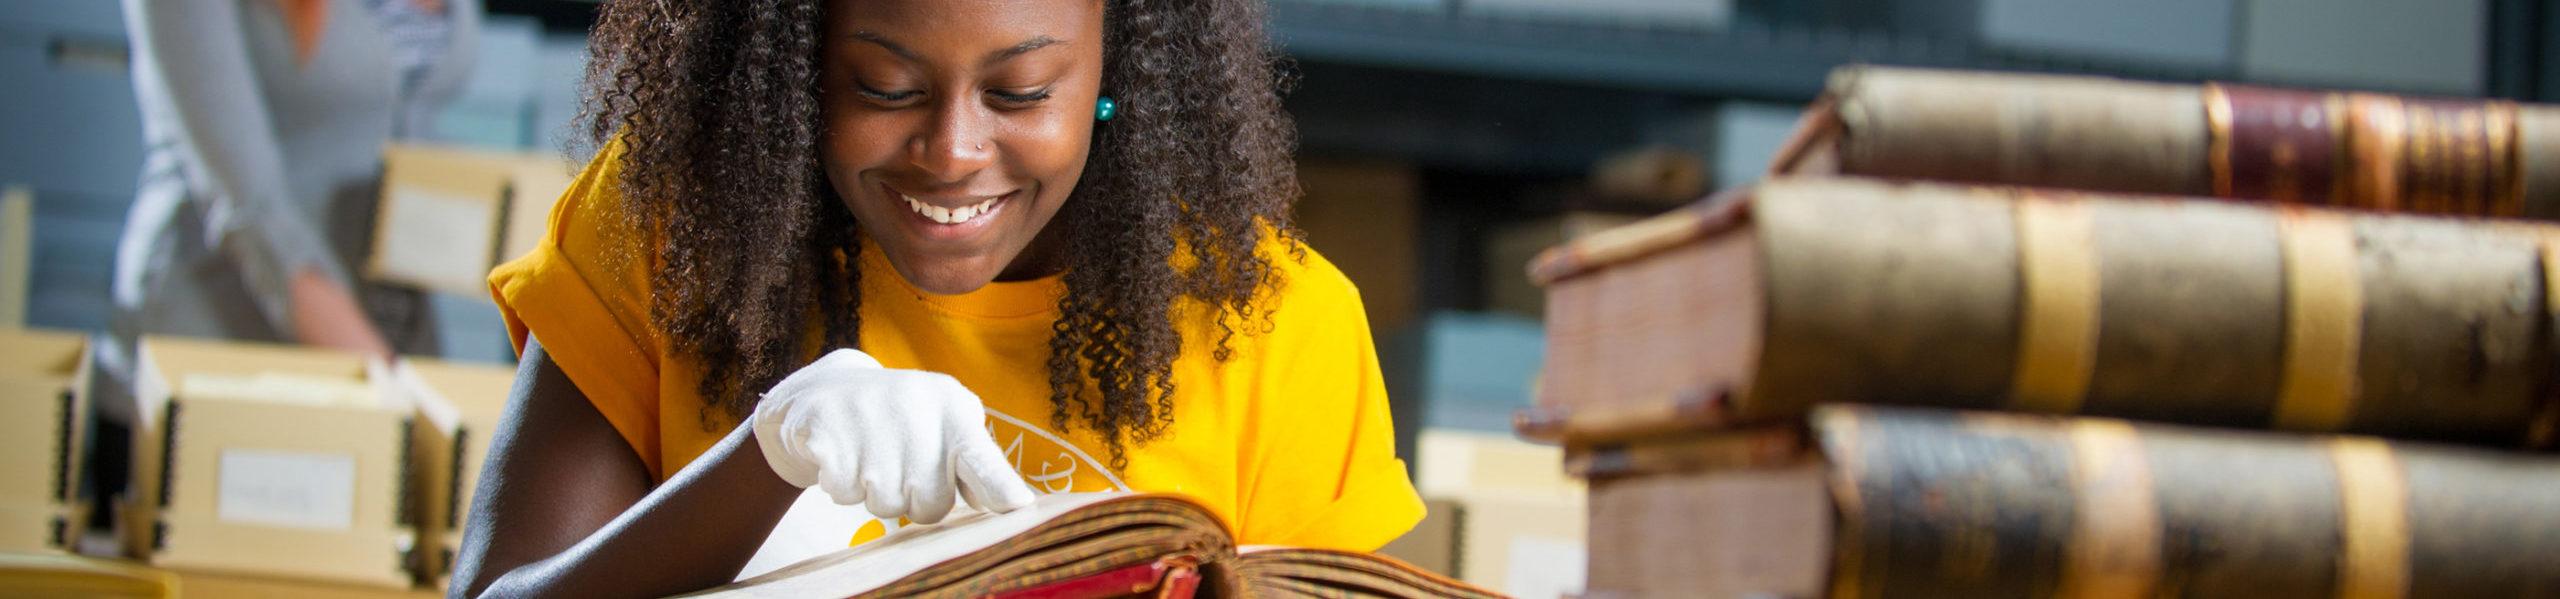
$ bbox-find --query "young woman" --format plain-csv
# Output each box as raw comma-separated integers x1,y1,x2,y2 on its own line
448,0,1422,596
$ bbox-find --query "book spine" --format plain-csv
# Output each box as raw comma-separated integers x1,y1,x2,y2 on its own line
1754,180,2559,446
2214,85,2526,216
1831,67,2214,198
1820,405,2560,598
1830,67,2560,219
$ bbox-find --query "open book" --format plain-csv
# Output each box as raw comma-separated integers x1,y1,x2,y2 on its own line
686,492,1503,599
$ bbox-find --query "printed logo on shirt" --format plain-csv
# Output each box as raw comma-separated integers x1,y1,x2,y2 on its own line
984,406,1130,494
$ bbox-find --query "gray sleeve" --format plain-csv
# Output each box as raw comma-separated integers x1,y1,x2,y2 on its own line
123,0,354,335
400,0,480,138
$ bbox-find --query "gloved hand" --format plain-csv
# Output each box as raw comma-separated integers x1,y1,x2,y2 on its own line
751,348,1038,524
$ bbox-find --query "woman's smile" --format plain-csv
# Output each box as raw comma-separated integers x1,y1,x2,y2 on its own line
884,181,1019,242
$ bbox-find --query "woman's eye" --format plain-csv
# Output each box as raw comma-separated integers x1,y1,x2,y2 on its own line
988,87,1053,106
855,81,920,104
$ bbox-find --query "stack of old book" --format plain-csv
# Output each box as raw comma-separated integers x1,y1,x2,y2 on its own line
1523,66,2560,598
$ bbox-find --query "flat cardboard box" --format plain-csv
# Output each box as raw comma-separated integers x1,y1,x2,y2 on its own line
125,337,415,589
0,329,91,553
394,357,515,584
367,144,575,298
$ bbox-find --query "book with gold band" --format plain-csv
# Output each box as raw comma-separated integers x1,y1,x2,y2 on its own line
1571,404,2560,599
1774,66,2560,219
1523,177,2560,446
686,492,1502,599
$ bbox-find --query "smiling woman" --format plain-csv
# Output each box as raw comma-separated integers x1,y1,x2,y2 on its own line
445,0,1421,597
823,3,1102,294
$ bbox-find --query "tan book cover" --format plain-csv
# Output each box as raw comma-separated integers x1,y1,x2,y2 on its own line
1525,177,2560,448
1573,405,2560,598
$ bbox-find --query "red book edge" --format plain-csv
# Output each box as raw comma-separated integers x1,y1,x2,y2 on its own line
983,556,1203,599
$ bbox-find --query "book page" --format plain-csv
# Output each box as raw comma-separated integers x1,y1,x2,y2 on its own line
694,492,1137,598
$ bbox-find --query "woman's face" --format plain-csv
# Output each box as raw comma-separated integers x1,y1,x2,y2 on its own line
821,0,1104,294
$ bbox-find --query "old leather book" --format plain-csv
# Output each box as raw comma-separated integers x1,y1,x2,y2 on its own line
1772,66,2560,219
1524,177,2560,446
1574,404,2560,599
684,492,1501,599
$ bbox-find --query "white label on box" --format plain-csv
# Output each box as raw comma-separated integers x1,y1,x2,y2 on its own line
217,449,358,531
375,188,496,293
1504,536,1586,599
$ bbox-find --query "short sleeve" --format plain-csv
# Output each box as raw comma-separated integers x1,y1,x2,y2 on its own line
1236,248,1426,551
486,142,670,476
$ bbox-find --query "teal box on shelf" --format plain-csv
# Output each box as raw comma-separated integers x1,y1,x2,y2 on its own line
1381,311,1547,468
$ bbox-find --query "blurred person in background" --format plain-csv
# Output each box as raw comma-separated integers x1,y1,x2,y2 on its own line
91,0,478,529
114,0,479,362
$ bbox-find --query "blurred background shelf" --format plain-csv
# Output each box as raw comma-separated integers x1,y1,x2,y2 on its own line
1269,0,2233,103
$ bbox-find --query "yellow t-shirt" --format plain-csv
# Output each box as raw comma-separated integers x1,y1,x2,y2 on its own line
486,144,1422,552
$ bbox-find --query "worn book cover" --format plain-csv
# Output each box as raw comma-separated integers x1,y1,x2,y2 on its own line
1526,177,2560,446
1571,405,2560,599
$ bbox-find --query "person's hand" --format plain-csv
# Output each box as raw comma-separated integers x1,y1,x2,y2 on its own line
287,266,392,359
750,349,1037,524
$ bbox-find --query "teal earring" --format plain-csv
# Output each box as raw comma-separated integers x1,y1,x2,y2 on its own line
1095,96,1118,122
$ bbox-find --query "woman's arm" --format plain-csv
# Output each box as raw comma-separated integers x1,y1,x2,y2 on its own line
448,335,802,598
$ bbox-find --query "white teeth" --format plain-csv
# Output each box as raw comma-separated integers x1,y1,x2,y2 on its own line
902,193,1000,225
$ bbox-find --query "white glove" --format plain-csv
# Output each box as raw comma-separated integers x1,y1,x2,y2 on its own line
751,348,1038,524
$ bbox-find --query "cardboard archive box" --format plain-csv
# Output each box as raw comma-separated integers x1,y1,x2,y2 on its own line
1406,429,1587,598
393,357,514,586
0,329,91,553
125,337,416,589
366,144,576,298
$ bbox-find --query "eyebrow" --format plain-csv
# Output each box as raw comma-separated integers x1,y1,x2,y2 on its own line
849,31,1067,65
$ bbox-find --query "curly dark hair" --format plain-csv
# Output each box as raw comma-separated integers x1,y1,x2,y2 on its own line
575,0,1302,465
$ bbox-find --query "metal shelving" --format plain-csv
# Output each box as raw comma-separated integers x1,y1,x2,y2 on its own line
1269,0,2238,103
